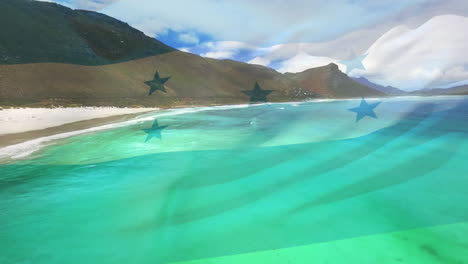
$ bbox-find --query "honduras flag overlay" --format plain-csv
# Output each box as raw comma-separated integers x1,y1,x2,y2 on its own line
2,97,468,263
1,1,468,264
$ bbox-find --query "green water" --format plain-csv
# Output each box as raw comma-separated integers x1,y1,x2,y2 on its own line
1,97,468,263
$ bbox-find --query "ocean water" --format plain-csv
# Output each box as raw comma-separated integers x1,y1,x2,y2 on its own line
1,96,468,263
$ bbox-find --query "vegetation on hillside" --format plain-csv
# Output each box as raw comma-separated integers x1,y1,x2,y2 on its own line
0,0,174,65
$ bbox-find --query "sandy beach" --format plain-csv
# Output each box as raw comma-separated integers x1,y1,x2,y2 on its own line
0,107,158,148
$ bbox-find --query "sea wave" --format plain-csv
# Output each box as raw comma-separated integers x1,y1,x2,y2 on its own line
0,104,254,160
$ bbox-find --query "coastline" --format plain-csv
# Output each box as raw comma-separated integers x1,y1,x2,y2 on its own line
0,107,160,136
0,103,253,161
0,103,252,148
0,95,464,161
0,111,156,149
0,102,277,149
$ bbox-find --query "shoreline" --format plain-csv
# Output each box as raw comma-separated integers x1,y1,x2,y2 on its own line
0,111,156,149
0,103,255,160
0,95,465,161
0,107,160,136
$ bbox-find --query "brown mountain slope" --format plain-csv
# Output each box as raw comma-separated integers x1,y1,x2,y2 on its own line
0,0,174,65
0,0,385,107
284,63,385,98
0,51,385,107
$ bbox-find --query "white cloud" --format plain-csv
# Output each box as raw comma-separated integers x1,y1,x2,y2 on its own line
202,41,258,50
178,33,199,44
357,15,468,91
102,0,429,46
275,52,345,73
189,41,350,73
188,41,349,70
192,41,263,60
248,57,271,66
200,51,234,59
191,15,468,91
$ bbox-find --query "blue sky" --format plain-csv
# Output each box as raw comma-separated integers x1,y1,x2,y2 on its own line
38,0,468,90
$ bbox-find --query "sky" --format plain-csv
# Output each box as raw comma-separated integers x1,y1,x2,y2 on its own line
39,0,468,91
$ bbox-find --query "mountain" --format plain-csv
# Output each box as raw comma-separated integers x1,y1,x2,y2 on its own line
285,64,385,98
0,0,174,65
410,85,468,96
352,77,406,95
0,0,385,107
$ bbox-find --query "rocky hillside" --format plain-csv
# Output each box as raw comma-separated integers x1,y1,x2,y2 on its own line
0,0,385,107
0,0,174,65
352,77,406,96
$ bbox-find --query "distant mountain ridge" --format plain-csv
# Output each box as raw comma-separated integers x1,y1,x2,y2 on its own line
410,85,468,96
0,0,385,107
352,77,406,95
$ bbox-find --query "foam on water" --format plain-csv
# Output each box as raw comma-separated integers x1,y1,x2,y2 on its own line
0,100,346,160
0,104,252,160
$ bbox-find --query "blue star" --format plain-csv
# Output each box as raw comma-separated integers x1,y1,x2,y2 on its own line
349,99,381,122
242,82,273,103
142,119,168,142
145,71,171,96
339,54,366,74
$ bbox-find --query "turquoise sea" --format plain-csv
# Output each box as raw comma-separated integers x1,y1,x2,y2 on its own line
1,96,468,263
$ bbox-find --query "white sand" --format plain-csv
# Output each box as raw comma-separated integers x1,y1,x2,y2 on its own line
0,107,158,135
